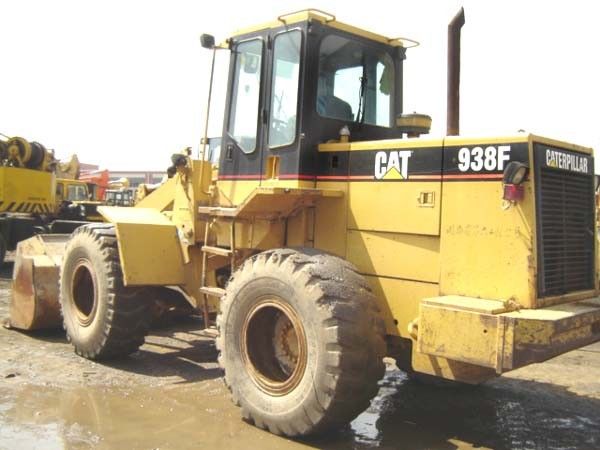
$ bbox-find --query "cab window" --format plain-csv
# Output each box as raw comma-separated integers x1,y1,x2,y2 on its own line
228,39,263,153
317,35,394,127
66,184,88,201
268,30,301,148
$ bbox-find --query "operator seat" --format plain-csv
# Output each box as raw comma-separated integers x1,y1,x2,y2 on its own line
317,95,353,121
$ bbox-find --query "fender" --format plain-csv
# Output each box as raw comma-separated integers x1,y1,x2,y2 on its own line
98,206,185,286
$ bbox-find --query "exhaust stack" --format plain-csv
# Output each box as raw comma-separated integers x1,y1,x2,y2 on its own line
447,7,465,136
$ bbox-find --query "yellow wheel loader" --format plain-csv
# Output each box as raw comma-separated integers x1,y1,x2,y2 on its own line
9,9,600,437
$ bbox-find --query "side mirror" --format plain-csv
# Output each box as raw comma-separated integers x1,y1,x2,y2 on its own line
200,34,215,49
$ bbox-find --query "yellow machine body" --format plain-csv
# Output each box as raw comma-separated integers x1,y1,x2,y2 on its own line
195,134,600,382
10,11,600,384
0,166,56,214
91,133,600,383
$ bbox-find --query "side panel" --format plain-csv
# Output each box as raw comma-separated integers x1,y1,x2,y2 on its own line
346,230,439,283
98,207,185,286
346,146,443,235
438,139,536,307
366,275,439,336
439,181,535,305
314,181,349,258
349,181,441,235
0,167,56,214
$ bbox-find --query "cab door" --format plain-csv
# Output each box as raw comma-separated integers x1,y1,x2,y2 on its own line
260,28,304,182
218,37,267,204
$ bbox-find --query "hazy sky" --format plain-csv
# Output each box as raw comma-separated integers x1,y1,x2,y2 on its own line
2,0,599,171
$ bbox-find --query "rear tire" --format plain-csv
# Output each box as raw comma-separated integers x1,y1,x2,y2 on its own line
217,248,386,437
59,223,152,360
0,234,6,265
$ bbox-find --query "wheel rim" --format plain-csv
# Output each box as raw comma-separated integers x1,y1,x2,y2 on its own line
71,260,98,327
241,297,307,396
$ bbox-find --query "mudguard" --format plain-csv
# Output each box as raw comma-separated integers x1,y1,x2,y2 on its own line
98,206,185,286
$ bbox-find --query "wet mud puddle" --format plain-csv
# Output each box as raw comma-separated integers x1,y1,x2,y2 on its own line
2,367,599,450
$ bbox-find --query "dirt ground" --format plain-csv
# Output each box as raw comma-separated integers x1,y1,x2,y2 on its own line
1,261,599,450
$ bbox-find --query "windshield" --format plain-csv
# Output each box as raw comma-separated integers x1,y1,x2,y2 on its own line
317,35,394,127
66,184,88,201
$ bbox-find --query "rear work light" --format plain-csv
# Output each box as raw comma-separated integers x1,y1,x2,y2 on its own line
502,161,529,202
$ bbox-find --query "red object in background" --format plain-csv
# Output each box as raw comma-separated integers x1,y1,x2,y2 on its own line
79,170,110,200
503,183,524,202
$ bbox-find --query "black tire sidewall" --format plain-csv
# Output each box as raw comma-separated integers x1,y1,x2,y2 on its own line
0,234,6,265
60,232,110,353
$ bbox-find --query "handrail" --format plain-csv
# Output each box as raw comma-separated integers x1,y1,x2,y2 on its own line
278,9,336,24
387,36,420,48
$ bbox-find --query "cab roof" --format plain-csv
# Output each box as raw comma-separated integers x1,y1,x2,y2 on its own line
229,9,416,48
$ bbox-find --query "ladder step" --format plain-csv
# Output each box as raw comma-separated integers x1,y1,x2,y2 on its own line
202,245,233,257
200,286,226,297
197,206,238,217
199,327,220,338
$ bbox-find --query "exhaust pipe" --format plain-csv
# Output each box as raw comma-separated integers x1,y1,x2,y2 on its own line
447,7,465,136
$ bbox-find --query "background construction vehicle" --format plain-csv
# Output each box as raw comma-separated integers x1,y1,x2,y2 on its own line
8,9,600,438
105,188,136,206
103,178,136,206
0,135,101,263
78,170,110,201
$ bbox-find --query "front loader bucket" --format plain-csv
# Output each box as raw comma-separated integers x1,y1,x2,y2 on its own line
9,234,69,330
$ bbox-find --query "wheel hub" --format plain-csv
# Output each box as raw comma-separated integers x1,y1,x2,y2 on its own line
71,260,98,327
241,298,307,396
274,318,299,375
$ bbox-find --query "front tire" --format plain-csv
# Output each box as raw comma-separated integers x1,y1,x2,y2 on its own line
59,224,152,360
0,233,6,265
217,248,386,437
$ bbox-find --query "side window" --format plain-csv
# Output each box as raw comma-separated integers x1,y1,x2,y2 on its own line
268,30,301,148
317,35,394,127
56,183,64,199
228,40,263,154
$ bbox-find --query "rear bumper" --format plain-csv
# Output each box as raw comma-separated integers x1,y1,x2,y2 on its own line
416,295,600,375
501,298,600,370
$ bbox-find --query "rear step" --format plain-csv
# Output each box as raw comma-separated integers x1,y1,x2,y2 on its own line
199,286,226,298
201,245,233,257
199,326,219,338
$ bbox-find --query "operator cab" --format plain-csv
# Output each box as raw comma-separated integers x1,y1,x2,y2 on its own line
214,10,417,187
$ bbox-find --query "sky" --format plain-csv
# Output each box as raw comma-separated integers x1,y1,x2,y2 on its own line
1,0,600,172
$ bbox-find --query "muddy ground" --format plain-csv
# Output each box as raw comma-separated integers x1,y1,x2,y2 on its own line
1,261,599,450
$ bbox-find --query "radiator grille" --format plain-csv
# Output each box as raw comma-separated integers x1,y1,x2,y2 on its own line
537,158,595,297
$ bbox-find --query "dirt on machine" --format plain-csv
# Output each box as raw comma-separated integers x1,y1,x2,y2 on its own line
7,8,600,439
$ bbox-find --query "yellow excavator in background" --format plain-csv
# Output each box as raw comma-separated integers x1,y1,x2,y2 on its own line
7,9,600,438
